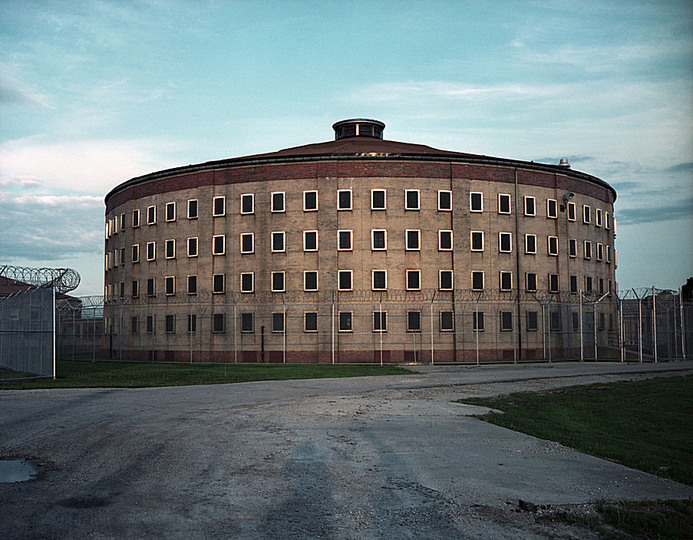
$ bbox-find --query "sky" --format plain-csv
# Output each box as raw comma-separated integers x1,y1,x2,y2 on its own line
1,0,691,296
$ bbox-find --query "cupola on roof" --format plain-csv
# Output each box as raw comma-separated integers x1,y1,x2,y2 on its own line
332,118,385,140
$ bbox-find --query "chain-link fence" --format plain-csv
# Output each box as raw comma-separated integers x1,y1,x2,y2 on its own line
0,287,55,377
53,287,685,364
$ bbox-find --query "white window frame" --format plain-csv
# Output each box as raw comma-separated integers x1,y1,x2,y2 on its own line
584,240,592,259
165,239,176,259
212,274,225,294
240,233,254,254
271,231,285,253
470,231,484,252
596,242,604,261
165,202,176,222
337,189,352,211
569,238,577,258
371,229,387,251
470,192,483,212
526,272,537,292
271,271,286,293
440,311,455,332
583,204,591,224
271,191,285,213
304,312,318,333
498,193,511,214
549,273,559,293
240,272,254,293
499,271,513,291
213,196,226,217
132,209,141,228
303,230,318,252
371,189,386,210
372,270,387,291
605,212,611,230
337,230,353,251
567,201,576,221
338,311,353,332
499,232,512,253
212,234,226,256
596,208,603,227
406,269,421,291
405,189,420,211
165,276,175,296
303,270,319,292
187,237,198,258
437,190,452,211
524,196,536,216
547,198,558,219
132,244,140,264
405,229,420,251
471,271,484,291
525,234,537,255
187,199,198,219
187,275,197,295
406,311,422,332
438,230,453,251
338,270,353,291
147,205,156,225
146,241,156,261
240,193,254,215
439,270,454,291
548,236,559,256
373,311,387,333
303,190,318,212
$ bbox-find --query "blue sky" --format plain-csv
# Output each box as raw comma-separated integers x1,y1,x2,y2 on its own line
1,0,691,295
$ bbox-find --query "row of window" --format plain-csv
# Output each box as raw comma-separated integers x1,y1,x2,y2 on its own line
112,271,611,299
127,307,610,335
105,232,614,269
105,190,613,238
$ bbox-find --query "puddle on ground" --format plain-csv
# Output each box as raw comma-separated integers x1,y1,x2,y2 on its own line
0,459,38,483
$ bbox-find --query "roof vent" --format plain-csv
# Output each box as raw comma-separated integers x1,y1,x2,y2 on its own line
558,158,571,168
333,119,385,140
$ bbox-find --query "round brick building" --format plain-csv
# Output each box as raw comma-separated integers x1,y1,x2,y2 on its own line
104,119,617,363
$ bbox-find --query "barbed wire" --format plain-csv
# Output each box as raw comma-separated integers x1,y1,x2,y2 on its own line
0,264,80,294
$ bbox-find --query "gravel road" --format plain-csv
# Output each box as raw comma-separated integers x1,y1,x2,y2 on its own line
1,361,692,539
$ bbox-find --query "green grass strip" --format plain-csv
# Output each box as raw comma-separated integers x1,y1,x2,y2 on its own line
0,360,410,390
460,375,693,486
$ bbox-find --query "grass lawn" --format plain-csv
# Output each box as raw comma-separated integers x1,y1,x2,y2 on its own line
0,360,411,390
460,375,693,487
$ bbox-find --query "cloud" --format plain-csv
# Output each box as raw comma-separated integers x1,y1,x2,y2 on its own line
0,62,54,109
664,162,693,174
616,196,693,225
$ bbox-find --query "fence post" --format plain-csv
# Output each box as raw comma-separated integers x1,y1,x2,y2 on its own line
681,287,687,360
652,286,658,363
331,292,336,365
579,290,584,362
430,291,435,365
475,293,480,366
619,296,625,362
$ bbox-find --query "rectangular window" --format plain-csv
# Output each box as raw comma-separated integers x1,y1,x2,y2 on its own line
373,311,387,332
570,275,578,293
165,314,175,334
599,278,605,295
548,236,559,256
131,316,139,334
595,208,603,227
499,232,512,253
337,189,352,210
406,230,420,251
524,196,536,216
165,276,175,296
526,311,538,332
271,231,285,252
132,209,141,228
187,275,197,295
271,271,285,292
547,199,558,219
526,272,537,292
132,244,140,264
406,270,421,290
338,230,353,251
585,276,593,292
187,314,197,334
440,270,454,290
271,192,285,212
240,193,254,214
549,273,559,293
146,278,155,297
552,311,562,331
147,205,156,225
120,247,125,266
338,270,353,291
241,313,253,333
498,193,511,214
165,202,176,222
304,271,318,291
605,212,611,230
407,311,422,332
212,274,225,294
471,231,484,251
567,201,576,221
596,243,603,261
303,230,318,251
339,312,352,332
439,230,453,251
120,213,125,231
584,240,592,260
303,190,318,211
500,311,513,331
438,190,452,211
583,204,591,224
606,245,611,263
240,272,254,293
146,315,155,334
240,233,254,254
371,189,386,210
213,313,225,333
187,237,198,257
146,241,156,261
131,280,139,298
405,189,419,210
470,192,483,212
472,271,484,291
213,196,225,217
165,239,176,259
212,235,226,255
473,311,484,331
569,238,577,258
525,234,537,254
372,270,387,291
440,311,454,332
304,312,318,332
187,199,198,219
371,229,387,251
500,271,512,291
